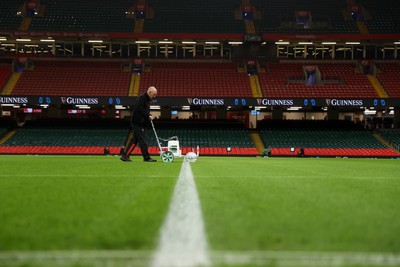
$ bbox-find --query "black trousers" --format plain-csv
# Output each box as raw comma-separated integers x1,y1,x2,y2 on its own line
123,124,151,160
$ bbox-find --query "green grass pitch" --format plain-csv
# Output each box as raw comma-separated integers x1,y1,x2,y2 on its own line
0,155,399,267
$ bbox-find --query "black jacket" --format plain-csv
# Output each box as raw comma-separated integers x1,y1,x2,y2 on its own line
130,92,151,127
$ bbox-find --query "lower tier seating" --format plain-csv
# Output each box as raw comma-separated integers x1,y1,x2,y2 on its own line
377,129,400,151
0,119,398,157
0,119,258,156
258,120,400,157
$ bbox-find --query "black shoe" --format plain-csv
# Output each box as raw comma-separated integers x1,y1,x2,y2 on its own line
120,155,132,162
143,158,157,162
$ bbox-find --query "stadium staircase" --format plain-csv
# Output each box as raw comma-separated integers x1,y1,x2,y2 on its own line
18,17,32,31
356,21,369,34
372,132,399,153
245,21,256,34
134,19,144,33
128,73,141,96
345,0,370,34
2,73,21,95
0,130,15,145
249,130,265,154
132,0,145,33
249,75,263,97
377,130,400,152
368,75,389,98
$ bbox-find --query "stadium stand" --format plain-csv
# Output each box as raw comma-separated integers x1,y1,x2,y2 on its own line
317,63,378,97
0,1,23,30
28,0,135,32
2,117,398,157
375,63,400,98
259,62,379,98
152,120,257,155
143,0,244,34
377,129,400,152
362,0,400,34
139,62,253,97
254,0,359,34
0,118,16,144
0,64,12,90
11,60,131,96
0,126,8,139
0,118,126,155
0,119,259,156
258,120,400,157
0,0,398,158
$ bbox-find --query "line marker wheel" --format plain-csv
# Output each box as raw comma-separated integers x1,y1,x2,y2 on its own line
150,119,177,163
161,151,174,162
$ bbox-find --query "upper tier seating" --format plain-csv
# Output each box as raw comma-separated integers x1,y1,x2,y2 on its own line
259,62,378,98
29,0,135,32
12,60,131,96
2,0,399,35
362,0,400,33
139,62,253,97
0,1,23,30
254,0,359,34
375,63,400,98
144,0,244,34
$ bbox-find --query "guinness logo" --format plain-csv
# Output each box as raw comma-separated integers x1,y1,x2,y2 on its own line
325,99,331,106
187,98,192,105
257,99,262,105
61,97,67,104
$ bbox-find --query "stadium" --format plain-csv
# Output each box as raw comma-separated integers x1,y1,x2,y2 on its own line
0,0,400,266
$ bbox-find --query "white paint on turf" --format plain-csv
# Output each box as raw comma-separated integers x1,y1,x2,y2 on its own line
151,160,210,267
2,250,400,266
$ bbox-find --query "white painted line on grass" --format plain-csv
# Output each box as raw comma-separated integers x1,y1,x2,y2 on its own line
151,160,210,267
1,250,400,267
0,250,151,266
211,250,400,267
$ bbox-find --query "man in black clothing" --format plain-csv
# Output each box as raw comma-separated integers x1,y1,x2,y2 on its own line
120,86,158,162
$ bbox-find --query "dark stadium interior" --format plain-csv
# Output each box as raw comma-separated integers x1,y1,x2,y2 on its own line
0,0,399,157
